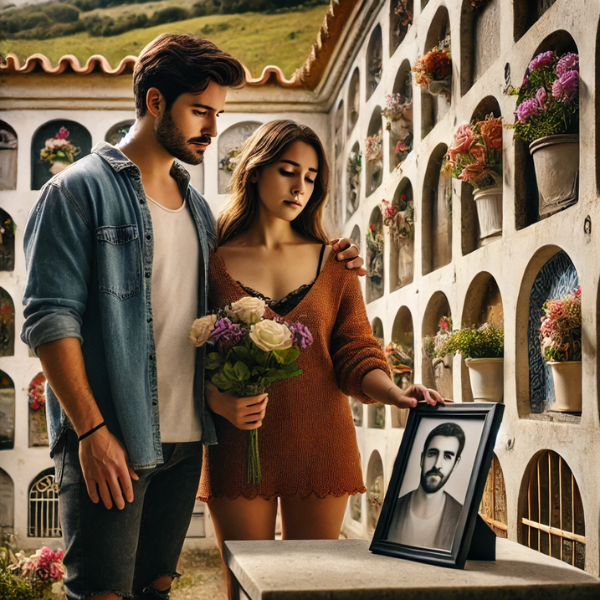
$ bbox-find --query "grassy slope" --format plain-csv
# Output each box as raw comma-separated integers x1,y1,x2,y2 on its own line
0,6,326,78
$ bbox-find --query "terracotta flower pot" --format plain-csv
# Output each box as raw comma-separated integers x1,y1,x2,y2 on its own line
473,185,503,242
529,134,579,218
465,357,504,402
548,361,582,412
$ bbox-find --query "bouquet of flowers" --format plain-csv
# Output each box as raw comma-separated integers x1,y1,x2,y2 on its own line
219,146,242,173
28,374,46,412
394,0,413,24
444,114,503,191
385,341,413,389
365,132,383,163
383,93,413,160
539,286,581,362
423,316,453,359
511,51,579,143
10,547,65,597
347,150,362,180
40,127,80,174
413,37,452,99
381,195,414,241
190,298,312,484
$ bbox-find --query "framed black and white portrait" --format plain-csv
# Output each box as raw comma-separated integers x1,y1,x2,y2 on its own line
370,402,504,569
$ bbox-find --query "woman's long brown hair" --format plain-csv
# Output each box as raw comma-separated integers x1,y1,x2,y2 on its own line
217,120,330,246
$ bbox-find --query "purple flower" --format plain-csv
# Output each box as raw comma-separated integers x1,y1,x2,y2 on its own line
528,51,555,72
208,317,245,351
552,69,579,100
535,86,547,112
514,98,539,123
289,322,313,350
556,53,579,77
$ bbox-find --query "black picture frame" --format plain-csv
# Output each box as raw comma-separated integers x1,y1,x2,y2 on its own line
370,402,504,569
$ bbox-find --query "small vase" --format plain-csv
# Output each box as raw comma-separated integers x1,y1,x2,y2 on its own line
548,361,582,413
473,185,503,242
465,358,504,402
529,134,579,218
427,77,451,99
49,160,71,175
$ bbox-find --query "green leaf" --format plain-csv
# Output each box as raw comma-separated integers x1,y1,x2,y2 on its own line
254,350,269,366
283,347,300,365
234,361,251,381
223,362,237,380
205,352,224,370
252,366,266,376
212,372,232,391
232,346,251,361
272,349,288,364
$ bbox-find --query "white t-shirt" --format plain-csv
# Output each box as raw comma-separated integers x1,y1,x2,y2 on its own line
395,494,446,549
147,196,202,443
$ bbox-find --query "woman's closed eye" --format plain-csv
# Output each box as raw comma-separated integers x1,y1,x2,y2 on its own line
279,169,315,184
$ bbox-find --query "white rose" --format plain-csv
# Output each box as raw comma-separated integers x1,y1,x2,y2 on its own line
189,314,217,347
250,320,293,352
228,296,266,325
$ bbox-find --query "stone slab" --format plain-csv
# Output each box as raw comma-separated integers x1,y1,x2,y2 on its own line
224,538,600,600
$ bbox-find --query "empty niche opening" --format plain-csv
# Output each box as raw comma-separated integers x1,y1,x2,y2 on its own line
460,272,504,402
0,371,15,451
31,120,92,191
0,208,16,272
0,468,14,532
334,99,344,158
421,6,451,139
390,0,413,56
460,0,500,94
422,291,453,399
389,306,414,428
388,60,414,172
346,142,362,220
350,224,361,253
29,468,62,538
422,144,451,275
218,121,261,194
29,373,49,448
514,0,560,42
366,451,384,533
366,108,384,196
367,25,383,101
0,121,17,191
366,208,384,303
519,450,585,570
388,178,414,291
462,96,503,256
0,288,15,357
350,398,363,427
479,453,507,537
514,31,579,231
347,68,361,136
105,120,134,145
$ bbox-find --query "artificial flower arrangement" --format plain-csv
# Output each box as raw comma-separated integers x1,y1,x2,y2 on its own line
39,127,80,175
365,131,383,164
434,323,504,359
393,0,413,27
28,373,46,412
190,297,312,484
511,51,579,143
347,150,362,215
539,286,581,362
413,36,452,100
382,93,413,162
423,316,453,359
381,194,414,242
366,223,384,282
385,341,413,388
219,145,242,173
0,296,13,348
444,114,503,191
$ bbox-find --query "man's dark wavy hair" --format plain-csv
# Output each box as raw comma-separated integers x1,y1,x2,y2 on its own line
422,422,466,460
133,34,246,118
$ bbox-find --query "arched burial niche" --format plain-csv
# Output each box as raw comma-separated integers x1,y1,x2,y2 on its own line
347,68,361,136
479,453,507,537
389,306,414,428
517,249,580,417
422,144,451,275
460,0,500,94
0,468,14,532
514,32,579,230
0,208,16,272
422,291,453,399
519,450,585,570
218,121,261,194
350,225,361,253
421,6,451,139
368,320,387,427
350,398,363,427
388,60,414,172
31,120,92,191
366,451,384,533
0,288,15,357
365,108,384,196
371,317,384,349
334,99,344,158
390,1,413,56
514,0,559,42
389,178,414,291
0,121,17,191
462,97,503,255
105,119,134,145
29,373,49,448
29,468,61,538
366,25,383,101
0,370,15,450
346,142,362,219
366,207,384,303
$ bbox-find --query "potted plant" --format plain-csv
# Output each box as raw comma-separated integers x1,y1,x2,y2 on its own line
539,286,582,412
511,51,579,218
381,195,414,286
413,36,451,101
444,114,503,242
347,150,362,217
423,316,453,399
40,127,80,175
438,324,504,402
365,131,383,191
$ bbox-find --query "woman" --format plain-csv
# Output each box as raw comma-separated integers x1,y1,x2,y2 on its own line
198,120,443,576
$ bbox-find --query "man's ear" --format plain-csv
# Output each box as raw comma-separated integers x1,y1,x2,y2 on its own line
146,88,164,119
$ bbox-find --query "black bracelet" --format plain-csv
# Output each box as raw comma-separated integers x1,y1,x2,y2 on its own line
78,422,106,442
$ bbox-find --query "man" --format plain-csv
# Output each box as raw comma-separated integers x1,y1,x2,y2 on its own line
21,34,365,600
387,422,465,550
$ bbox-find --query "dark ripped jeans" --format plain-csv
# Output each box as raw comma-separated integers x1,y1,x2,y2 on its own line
54,429,203,600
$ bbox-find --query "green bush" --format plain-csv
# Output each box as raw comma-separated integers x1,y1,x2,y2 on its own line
42,2,81,23
436,326,504,360
22,12,51,31
148,6,190,27
0,567,35,600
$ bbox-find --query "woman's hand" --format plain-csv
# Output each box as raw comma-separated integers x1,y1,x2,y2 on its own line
205,381,268,430
391,383,448,408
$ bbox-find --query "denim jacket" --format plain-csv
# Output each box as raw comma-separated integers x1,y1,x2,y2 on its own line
21,143,218,468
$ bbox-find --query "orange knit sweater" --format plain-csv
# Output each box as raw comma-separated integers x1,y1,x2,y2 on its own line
197,249,391,501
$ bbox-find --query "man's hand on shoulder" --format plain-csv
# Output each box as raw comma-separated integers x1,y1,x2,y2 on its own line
331,238,366,276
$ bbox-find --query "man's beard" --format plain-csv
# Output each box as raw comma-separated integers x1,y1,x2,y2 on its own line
155,109,210,165
420,467,451,494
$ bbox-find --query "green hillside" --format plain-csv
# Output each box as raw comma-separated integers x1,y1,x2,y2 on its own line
0,6,326,78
